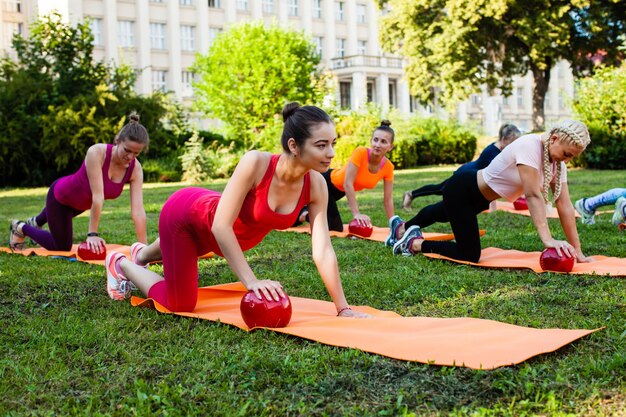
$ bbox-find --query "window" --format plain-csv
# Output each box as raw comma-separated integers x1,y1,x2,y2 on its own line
312,0,322,18
357,40,367,55
3,0,21,12
150,23,166,49
180,25,195,51
503,95,510,107
4,21,23,42
262,0,274,13
544,92,551,109
357,4,366,24
340,82,351,109
182,71,195,97
389,81,396,107
367,81,374,102
179,0,192,5
236,0,248,11
516,87,523,107
288,0,298,17
208,0,220,7
335,1,344,21
118,20,135,48
89,18,103,46
208,27,222,47
313,36,323,58
150,0,164,3
336,38,345,57
152,70,167,92
471,94,481,105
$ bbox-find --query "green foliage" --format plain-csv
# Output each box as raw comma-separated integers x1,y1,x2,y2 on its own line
193,22,330,150
1,168,625,415
0,13,189,187
180,132,211,183
392,117,477,169
333,106,476,169
142,153,182,183
378,0,626,130
572,64,626,169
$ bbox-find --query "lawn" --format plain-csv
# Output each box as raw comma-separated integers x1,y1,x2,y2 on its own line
1,167,625,416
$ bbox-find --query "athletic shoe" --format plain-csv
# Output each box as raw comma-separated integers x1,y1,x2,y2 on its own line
402,191,413,211
393,225,424,256
385,215,404,247
611,197,626,226
574,198,595,225
130,242,148,268
9,220,26,252
25,216,39,228
106,252,132,300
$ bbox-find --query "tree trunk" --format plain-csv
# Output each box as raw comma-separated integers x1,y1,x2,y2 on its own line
530,60,551,131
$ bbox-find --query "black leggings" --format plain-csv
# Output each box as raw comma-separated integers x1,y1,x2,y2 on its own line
293,169,345,232
410,178,449,199
405,170,490,262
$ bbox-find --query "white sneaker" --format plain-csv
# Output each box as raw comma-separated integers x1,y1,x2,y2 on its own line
130,242,148,268
574,199,595,225
612,197,626,226
106,252,132,300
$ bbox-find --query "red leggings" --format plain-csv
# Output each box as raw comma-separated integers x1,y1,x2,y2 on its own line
148,188,217,312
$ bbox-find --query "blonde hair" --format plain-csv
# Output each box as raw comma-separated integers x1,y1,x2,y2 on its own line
541,119,590,203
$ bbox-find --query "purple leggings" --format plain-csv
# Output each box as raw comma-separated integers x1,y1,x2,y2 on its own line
22,180,84,251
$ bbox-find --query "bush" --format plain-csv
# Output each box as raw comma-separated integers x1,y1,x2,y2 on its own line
333,107,477,169
142,153,182,183
391,117,477,169
573,64,626,169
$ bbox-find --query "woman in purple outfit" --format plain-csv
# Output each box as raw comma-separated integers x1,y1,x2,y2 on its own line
9,113,149,254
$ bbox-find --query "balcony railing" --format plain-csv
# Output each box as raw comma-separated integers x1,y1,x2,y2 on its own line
330,55,404,70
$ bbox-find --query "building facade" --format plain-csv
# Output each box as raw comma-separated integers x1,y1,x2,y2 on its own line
1,0,573,135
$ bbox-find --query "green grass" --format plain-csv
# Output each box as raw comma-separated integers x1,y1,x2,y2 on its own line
1,167,625,416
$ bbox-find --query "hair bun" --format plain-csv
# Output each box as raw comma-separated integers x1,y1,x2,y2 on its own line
282,102,301,122
129,111,140,123
380,119,391,127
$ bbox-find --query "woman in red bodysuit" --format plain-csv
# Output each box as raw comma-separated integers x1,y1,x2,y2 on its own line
105,103,368,318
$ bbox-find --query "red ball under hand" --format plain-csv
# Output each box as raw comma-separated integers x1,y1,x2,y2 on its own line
240,290,292,328
539,248,575,273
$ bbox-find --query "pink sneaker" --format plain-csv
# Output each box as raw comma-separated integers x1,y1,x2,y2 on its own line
106,252,132,300
130,242,148,268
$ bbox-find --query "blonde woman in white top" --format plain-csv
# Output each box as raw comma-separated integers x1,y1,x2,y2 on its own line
389,120,593,263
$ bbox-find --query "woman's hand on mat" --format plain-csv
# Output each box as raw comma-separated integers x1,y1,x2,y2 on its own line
575,252,594,263
86,235,106,254
352,214,371,227
248,279,286,302
338,308,372,318
545,239,575,258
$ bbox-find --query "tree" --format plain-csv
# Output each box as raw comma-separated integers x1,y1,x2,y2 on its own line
572,64,626,168
0,13,186,187
377,0,626,130
193,22,329,149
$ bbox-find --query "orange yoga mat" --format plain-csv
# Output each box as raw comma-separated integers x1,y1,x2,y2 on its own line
423,247,626,276
282,224,486,242
131,282,598,369
493,201,612,219
0,244,213,265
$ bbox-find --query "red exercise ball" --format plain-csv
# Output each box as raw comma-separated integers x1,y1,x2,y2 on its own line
240,290,292,328
348,218,373,237
513,197,528,210
539,248,575,273
77,241,106,261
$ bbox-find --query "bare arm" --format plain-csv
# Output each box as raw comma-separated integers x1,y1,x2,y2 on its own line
383,179,394,220
309,172,369,318
518,164,576,258
211,151,284,301
85,145,107,253
343,162,371,226
128,160,147,244
554,182,591,262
